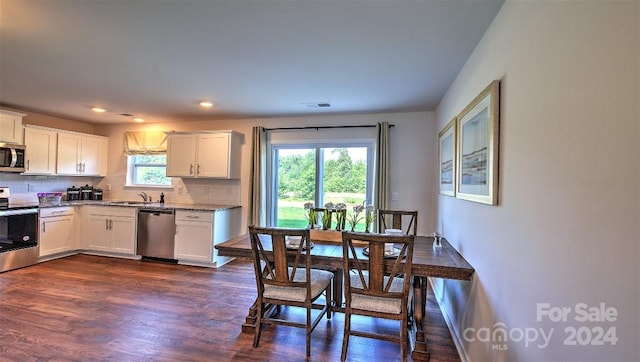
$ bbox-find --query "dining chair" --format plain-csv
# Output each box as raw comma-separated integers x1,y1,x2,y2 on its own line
340,231,415,362
378,209,418,236
248,226,333,357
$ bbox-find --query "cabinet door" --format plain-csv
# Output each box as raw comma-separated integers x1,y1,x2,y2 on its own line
24,127,57,174
39,216,73,257
57,133,81,175
196,133,230,177
175,221,213,262
80,136,101,175
0,111,24,144
166,134,197,177
97,138,108,176
86,215,110,251
110,216,136,254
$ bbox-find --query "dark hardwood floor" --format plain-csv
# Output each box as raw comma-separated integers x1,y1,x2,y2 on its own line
0,254,460,361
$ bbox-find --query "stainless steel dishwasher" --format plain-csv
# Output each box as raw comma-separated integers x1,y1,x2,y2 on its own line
137,208,175,259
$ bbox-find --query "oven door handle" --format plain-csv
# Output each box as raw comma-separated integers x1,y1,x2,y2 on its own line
0,208,38,216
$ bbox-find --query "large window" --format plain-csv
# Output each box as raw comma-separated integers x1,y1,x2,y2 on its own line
269,143,373,229
127,155,171,186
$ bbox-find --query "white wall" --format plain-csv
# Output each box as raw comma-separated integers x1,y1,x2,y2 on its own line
96,111,437,235
434,2,639,361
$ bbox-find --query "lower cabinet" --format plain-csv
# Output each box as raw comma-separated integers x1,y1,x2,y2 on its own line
39,206,75,259
174,207,241,267
83,206,136,255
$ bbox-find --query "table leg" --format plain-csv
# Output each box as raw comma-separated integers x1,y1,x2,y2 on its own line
333,268,344,310
410,275,431,361
241,298,259,333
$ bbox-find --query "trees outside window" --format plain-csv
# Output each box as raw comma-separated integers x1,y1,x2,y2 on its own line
127,155,171,186
271,144,372,229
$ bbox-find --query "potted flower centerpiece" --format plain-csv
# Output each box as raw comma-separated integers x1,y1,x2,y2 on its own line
322,202,335,230
334,203,347,231
303,202,316,228
348,204,365,232
364,204,377,233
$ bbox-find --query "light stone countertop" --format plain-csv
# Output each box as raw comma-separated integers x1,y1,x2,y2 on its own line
36,200,240,212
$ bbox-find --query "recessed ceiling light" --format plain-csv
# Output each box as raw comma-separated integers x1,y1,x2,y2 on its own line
91,107,106,113
133,117,145,123
199,101,213,108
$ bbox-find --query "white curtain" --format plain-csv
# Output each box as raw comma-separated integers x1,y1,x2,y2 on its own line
123,131,167,155
374,121,390,218
250,126,267,226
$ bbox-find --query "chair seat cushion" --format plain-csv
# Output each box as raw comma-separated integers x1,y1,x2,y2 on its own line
264,268,333,303
349,273,404,314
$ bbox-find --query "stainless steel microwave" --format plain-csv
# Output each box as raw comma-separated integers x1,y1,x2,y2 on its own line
0,143,26,172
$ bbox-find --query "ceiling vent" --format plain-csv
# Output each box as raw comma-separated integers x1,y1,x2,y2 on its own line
303,102,331,109
118,113,134,117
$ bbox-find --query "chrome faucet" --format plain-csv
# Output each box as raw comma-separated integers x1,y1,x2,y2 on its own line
138,192,148,202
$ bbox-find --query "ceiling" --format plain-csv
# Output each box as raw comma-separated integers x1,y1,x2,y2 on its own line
0,0,503,124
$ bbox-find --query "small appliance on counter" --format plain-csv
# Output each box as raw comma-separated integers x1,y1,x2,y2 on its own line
67,186,80,201
92,188,103,200
80,184,93,200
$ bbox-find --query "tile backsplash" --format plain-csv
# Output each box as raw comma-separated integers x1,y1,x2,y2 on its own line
0,173,241,206
0,173,100,203
97,174,241,206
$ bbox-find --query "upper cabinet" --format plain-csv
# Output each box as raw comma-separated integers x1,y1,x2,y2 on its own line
0,109,25,144
20,124,108,177
166,131,241,179
57,132,108,176
23,125,57,175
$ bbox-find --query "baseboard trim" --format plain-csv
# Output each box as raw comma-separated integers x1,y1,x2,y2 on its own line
428,277,470,362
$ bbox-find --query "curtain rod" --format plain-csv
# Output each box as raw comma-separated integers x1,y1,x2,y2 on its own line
265,124,394,131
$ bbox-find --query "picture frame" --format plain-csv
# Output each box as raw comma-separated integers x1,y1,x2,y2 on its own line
455,80,500,205
438,117,456,196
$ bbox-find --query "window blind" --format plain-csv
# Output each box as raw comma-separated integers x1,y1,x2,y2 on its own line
123,131,167,155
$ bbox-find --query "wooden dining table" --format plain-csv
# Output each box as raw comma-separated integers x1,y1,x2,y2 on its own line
215,233,474,361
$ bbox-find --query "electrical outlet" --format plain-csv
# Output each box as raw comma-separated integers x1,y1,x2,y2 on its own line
392,192,399,201
28,184,34,191
106,184,112,191
226,186,232,196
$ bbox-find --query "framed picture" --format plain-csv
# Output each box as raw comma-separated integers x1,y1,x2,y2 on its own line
438,117,456,196
456,80,500,205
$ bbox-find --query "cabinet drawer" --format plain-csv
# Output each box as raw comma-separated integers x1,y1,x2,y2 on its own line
40,206,74,218
86,206,136,218
176,210,213,223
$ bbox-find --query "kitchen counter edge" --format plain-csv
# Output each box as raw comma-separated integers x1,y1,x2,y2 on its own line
36,201,241,212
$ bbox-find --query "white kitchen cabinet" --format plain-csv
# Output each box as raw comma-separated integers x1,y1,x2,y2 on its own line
166,131,241,178
175,212,213,262
57,132,107,176
83,206,136,255
23,125,57,174
0,109,25,144
174,207,241,267
39,207,75,258
166,134,197,177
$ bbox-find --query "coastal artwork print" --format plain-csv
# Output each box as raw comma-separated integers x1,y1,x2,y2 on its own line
438,118,456,196
456,80,499,205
